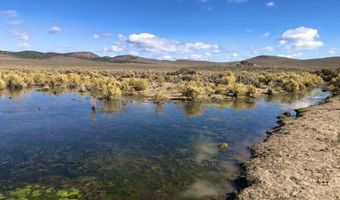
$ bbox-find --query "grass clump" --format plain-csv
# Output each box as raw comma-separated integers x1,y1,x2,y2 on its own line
0,79,6,90
128,78,149,91
220,72,236,85
0,68,326,102
182,81,205,100
257,71,323,93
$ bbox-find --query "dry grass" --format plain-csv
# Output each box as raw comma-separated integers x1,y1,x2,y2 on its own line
0,68,325,101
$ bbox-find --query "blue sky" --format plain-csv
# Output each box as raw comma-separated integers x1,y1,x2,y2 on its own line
1,0,340,61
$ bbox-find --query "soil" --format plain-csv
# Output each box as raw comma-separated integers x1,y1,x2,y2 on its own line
234,95,340,200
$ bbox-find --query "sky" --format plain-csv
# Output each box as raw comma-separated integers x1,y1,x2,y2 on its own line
0,0,340,61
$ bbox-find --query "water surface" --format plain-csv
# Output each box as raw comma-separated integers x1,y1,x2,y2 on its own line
0,89,329,199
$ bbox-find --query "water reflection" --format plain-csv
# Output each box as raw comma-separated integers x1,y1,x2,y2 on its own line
0,88,330,199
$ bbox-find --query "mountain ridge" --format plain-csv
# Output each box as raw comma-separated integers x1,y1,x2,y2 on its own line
0,50,339,69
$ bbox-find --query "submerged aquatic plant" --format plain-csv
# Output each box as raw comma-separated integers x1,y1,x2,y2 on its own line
1,185,80,200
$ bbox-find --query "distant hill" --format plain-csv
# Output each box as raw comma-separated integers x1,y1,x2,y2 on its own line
247,55,340,69
96,55,165,64
0,50,99,60
0,50,339,70
65,52,99,59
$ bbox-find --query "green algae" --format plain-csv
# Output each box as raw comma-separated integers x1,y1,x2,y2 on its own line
1,185,80,200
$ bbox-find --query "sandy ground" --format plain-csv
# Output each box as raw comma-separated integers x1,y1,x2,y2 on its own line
235,95,340,200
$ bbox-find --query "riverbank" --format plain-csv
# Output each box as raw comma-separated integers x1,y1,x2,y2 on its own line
232,95,340,199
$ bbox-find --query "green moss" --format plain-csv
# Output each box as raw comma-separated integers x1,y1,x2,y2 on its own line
2,185,80,200
57,188,80,199
9,185,32,199
31,190,42,197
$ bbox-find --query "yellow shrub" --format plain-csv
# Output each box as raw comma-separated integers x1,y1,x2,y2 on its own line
221,72,236,85
231,83,247,97
245,85,258,98
182,81,205,100
0,79,6,90
128,78,149,91
6,74,27,89
104,83,122,100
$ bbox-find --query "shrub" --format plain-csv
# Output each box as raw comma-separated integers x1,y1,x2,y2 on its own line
128,78,149,91
245,85,258,98
0,79,6,90
6,74,27,89
103,83,122,100
231,83,247,97
220,72,236,85
182,81,205,100
153,93,166,103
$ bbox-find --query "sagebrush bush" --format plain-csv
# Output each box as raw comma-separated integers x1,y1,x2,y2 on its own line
128,78,149,91
220,72,236,85
182,81,205,100
0,79,6,90
0,68,326,101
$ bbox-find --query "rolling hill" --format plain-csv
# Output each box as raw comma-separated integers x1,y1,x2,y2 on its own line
0,50,339,70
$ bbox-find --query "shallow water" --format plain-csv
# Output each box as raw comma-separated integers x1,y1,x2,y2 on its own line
0,89,330,199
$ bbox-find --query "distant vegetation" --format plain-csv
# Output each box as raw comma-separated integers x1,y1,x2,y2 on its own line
0,68,329,102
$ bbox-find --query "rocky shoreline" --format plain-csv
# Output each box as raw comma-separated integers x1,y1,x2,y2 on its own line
229,95,340,200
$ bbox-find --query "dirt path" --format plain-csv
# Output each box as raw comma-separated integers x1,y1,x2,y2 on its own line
235,96,340,200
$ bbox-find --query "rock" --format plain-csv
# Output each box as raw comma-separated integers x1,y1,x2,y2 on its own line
266,88,273,95
283,112,291,117
218,143,229,150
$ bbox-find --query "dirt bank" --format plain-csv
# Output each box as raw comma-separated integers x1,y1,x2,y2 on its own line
234,95,340,200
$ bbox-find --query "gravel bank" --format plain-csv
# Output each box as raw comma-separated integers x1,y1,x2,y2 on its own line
235,96,340,200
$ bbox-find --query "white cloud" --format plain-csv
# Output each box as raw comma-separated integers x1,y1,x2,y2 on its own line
185,42,219,52
228,0,247,3
10,31,30,41
278,52,303,59
128,51,140,56
92,33,112,40
280,27,324,50
0,10,22,25
125,33,220,54
266,1,275,7
48,26,62,34
17,43,32,49
92,34,100,40
185,54,205,61
8,19,22,25
328,48,337,55
231,53,240,58
263,46,274,51
261,32,271,38
127,33,179,53
0,10,18,18
104,45,125,52
162,55,174,60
